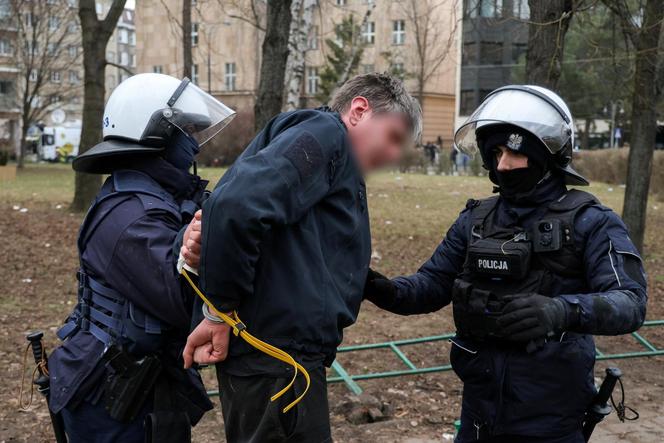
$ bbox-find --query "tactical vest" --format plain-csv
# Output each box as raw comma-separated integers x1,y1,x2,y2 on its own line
58,170,200,355
452,189,598,341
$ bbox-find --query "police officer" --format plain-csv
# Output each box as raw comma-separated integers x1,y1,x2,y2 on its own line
364,85,648,443
182,73,422,442
47,73,235,443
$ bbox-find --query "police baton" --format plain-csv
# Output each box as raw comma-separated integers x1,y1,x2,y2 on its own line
582,367,622,442
26,331,68,443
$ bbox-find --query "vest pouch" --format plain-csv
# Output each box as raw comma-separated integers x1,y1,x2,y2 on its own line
452,279,504,340
467,237,531,280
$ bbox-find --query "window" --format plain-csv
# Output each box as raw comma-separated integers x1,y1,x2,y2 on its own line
29,69,38,82
67,0,77,7
307,25,319,50
50,94,62,105
336,0,346,5
362,64,375,74
118,29,129,44
479,41,503,65
468,0,503,18
459,90,476,116
0,38,12,56
48,16,60,30
68,70,79,83
462,42,478,65
225,62,236,91
68,45,77,58
51,71,61,83
130,54,136,67
513,0,529,19
191,23,199,46
25,13,37,27
25,40,39,54
0,80,12,95
96,3,103,14
47,43,57,56
362,21,375,44
120,51,129,66
0,0,10,19
153,65,164,74
68,21,78,33
192,64,199,84
306,66,319,95
512,43,527,64
392,20,405,45
106,50,115,61
129,31,136,46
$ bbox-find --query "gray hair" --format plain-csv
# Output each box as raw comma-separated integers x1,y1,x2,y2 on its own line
330,73,422,142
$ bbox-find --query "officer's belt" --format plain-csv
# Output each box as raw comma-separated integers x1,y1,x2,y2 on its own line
57,271,162,346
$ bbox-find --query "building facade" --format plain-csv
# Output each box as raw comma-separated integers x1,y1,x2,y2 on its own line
0,0,22,155
136,0,460,145
457,0,529,120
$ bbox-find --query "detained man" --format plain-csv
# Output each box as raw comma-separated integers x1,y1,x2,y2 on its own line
181,73,422,442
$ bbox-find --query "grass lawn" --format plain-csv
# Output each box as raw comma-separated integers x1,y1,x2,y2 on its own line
1,163,663,442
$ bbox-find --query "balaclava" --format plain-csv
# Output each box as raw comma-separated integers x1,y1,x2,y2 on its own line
163,130,201,170
477,124,551,200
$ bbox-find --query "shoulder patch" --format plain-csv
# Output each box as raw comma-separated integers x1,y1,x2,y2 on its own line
283,131,325,181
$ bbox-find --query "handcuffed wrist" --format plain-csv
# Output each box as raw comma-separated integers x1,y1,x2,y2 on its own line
202,303,224,324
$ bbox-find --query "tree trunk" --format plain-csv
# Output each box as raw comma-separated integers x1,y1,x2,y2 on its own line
620,0,664,251
71,0,127,212
182,0,193,79
525,0,574,89
254,0,293,131
284,0,316,111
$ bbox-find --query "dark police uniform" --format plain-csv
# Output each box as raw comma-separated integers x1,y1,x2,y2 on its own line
48,159,212,443
370,175,647,442
200,108,371,442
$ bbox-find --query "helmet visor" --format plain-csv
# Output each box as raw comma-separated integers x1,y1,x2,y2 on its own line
454,89,571,157
169,81,236,146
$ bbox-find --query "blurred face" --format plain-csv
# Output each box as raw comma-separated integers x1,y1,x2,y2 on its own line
341,97,410,173
494,145,529,171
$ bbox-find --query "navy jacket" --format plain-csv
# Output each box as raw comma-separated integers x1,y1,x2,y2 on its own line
200,109,371,373
378,176,647,439
48,159,208,413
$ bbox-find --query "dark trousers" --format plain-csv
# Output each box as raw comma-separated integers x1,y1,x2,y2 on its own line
217,365,332,443
61,398,150,443
456,431,584,443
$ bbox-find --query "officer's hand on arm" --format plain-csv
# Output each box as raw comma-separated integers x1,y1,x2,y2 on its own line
363,268,398,309
181,210,202,269
183,317,231,368
497,293,577,342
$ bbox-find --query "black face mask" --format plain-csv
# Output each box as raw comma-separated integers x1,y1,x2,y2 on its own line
494,162,546,200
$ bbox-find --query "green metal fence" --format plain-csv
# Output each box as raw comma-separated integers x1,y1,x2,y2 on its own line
328,320,664,395
207,320,664,397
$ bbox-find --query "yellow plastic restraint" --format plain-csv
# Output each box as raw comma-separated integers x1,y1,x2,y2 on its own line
181,268,310,413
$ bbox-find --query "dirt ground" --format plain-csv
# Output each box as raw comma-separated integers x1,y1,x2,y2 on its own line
1,165,663,442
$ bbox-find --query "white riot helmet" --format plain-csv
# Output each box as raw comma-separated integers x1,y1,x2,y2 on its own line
454,85,588,186
74,73,236,173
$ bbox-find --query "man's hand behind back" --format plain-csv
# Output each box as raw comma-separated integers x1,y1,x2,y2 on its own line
182,209,202,269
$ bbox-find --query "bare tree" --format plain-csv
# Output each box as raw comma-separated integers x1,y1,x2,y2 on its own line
71,0,127,212
12,0,82,168
254,0,293,131
603,0,664,251
284,0,317,111
525,0,576,88
402,0,458,104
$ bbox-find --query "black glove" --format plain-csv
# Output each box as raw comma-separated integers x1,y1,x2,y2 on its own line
496,293,573,342
363,268,397,310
